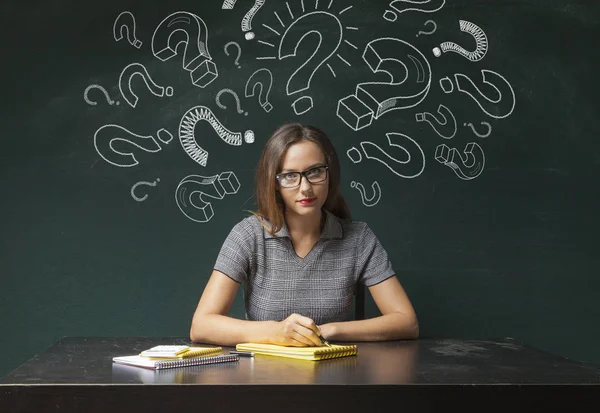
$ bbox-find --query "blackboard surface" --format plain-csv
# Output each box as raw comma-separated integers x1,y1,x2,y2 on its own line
1,0,599,377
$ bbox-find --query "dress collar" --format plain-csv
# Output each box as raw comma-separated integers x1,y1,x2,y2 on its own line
263,209,343,240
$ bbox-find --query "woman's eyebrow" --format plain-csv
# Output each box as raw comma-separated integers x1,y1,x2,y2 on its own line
280,163,326,173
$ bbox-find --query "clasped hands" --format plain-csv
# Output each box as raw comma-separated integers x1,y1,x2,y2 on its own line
271,313,330,347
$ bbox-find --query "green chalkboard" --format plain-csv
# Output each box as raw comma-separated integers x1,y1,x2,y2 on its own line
2,0,599,377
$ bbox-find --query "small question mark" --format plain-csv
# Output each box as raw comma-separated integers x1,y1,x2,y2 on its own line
178,106,254,167
216,89,248,116
84,84,119,106
113,11,143,48
415,104,457,139
224,41,242,68
152,11,218,88
440,69,516,119
384,0,446,22
351,181,382,207
222,0,265,40
245,68,274,112
435,142,485,180
94,125,172,167
118,62,173,108
416,20,437,37
464,121,492,138
131,178,160,202
432,20,488,62
175,171,241,223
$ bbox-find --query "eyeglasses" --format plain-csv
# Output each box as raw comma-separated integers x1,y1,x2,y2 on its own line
276,165,329,188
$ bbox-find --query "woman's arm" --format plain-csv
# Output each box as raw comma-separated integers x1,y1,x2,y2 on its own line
318,276,419,342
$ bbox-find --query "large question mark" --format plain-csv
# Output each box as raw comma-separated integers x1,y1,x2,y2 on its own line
84,84,119,106
94,125,173,167
151,11,218,88
432,20,488,62
113,11,142,48
416,20,437,37
131,178,160,202
222,0,266,41
351,181,382,207
224,41,242,68
216,89,248,115
245,68,274,112
337,37,432,131
440,69,516,119
384,0,446,22
175,171,241,223
464,121,492,138
415,104,457,139
279,11,344,115
118,63,174,108
178,106,254,167
435,142,485,180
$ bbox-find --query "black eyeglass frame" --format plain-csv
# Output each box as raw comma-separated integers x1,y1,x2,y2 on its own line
275,165,329,188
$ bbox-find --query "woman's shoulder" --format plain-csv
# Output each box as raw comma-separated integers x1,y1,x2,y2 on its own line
331,213,371,238
229,213,265,237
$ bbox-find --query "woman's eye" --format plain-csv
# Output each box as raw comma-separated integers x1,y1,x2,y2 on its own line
307,168,320,177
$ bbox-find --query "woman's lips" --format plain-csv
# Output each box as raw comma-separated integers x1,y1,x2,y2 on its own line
298,197,316,205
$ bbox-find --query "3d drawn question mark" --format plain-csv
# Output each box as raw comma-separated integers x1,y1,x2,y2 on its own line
415,104,457,139
337,37,432,131
245,68,274,112
175,171,241,222
222,0,266,40
224,41,242,68
118,63,173,108
464,121,492,138
384,0,446,23
435,142,485,180
416,20,437,37
216,89,248,115
94,125,173,167
84,84,119,106
432,20,488,62
347,132,425,179
131,178,160,202
113,11,142,48
151,11,218,88
351,181,382,207
178,106,254,167
440,69,516,119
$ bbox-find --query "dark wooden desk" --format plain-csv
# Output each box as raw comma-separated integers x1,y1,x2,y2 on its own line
1,337,598,412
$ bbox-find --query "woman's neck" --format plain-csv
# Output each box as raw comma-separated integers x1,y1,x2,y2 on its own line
285,209,324,239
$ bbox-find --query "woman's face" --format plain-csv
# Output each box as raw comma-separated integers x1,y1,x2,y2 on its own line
277,140,329,220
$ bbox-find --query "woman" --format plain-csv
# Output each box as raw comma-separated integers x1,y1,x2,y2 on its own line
190,123,418,346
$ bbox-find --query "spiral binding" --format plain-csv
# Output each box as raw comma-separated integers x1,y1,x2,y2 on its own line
313,345,357,360
154,354,239,369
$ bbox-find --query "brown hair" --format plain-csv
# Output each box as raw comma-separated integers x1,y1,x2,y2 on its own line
253,123,351,234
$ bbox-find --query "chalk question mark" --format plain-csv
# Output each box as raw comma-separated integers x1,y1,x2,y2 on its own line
84,84,119,106
416,20,437,37
415,104,457,139
224,41,242,68
432,20,488,62
113,11,143,48
351,181,382,207
118,62,174,108
245,68,274,112
384,0,446,23
216,89,248,115
131,178,160,202
152,11,218,88
222,0,265,40
464,121,492,138
435,142,485,180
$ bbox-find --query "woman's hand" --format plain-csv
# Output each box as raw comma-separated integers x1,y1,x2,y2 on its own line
271,313,322,346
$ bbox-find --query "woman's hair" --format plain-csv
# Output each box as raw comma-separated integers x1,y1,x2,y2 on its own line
253,122,351,234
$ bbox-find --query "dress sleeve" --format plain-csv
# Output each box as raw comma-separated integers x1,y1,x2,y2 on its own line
213,220,254,284
358,223,396,287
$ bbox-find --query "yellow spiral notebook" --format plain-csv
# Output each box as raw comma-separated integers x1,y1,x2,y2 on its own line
235,343,357,361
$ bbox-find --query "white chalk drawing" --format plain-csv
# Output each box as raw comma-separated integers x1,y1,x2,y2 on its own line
416,20,437,37
151,12,218,88
351,180,382,207
113,11,142,49
433,20,488,62
464,121,492,138
216,89,248,116
224,41,242,68
435,142,485,180
118,63,173,108
222,0,238,8
245,68,274,112
384,0,446,22
440,69,515,119
94,125,172,168
347,146,363,163
415,104,457,139
175,172,241,223
257,1,358,114
337,37,432,131
84,84,119,106
222,0,266,40
348,132,425,178
131,178,161,202
178,106,254,167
